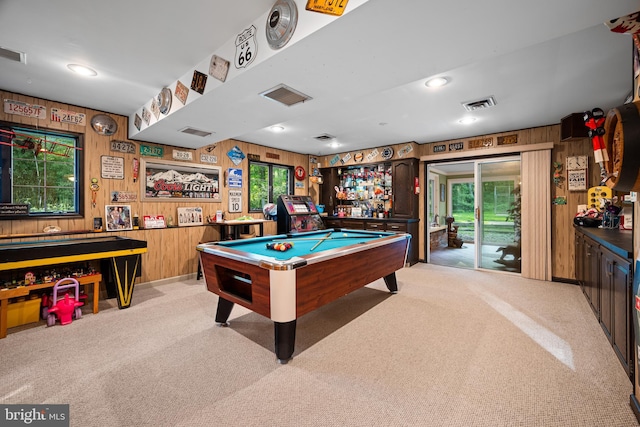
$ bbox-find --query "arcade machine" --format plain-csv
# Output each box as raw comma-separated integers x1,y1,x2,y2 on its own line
276,195,326,234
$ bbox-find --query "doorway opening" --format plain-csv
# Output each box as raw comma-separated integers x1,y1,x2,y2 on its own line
426,156,521,273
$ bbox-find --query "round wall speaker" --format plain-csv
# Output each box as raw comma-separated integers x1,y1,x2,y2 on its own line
266,0,298,50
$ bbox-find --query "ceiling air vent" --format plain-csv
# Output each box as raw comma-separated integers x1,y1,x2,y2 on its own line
462,96,496,112
260,84,312,106
314,133,335,141
0,46,26,64
179,127,213,137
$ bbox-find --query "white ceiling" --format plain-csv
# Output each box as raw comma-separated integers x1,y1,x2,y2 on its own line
0,0,637,156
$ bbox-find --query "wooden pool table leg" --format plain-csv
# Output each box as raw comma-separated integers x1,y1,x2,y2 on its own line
274,320,296,364
215,297,234,327
383,273,398,294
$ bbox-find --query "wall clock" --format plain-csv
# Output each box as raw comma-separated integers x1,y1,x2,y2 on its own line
566,155,588,170
266,0,298,50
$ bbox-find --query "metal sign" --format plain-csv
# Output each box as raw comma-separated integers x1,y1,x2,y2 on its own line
305,0,349,16
4,99,46,119
227,168,243,188
111,140,135,154
235,26,258,69
140,144,164,157
228,190,242,213
172,150,193,161
51,108,86,126
101,156,124,179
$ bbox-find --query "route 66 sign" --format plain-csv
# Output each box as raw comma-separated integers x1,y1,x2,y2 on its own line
235,25,257,69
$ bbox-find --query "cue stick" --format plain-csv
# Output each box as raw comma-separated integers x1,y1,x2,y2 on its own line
310,232,333,251
271,235,381,242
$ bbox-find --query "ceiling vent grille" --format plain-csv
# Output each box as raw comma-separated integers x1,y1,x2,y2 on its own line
260,84,312,106
462,96,496,112
314,133,335,141
0,46,26,64
179,127,213,137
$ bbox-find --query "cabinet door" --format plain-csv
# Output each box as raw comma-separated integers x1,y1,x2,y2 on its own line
600,251,614,342
610,253,631,375
391,159,418,218
575,232,585,286
584,238,600,318
320,168,338,214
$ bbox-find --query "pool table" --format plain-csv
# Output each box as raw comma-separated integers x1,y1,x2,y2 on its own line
197,228,410,363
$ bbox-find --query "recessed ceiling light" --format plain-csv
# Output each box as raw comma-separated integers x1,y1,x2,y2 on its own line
270,125,285,132
458,117,477,125
425,77,448,88
329,141,341,148
67,64,97,76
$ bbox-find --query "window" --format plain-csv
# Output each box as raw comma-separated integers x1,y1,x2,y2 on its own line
0,123,83,217
248,161,292,212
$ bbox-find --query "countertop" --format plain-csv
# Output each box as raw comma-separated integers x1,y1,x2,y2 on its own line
323,216,419,223
575,225,633,259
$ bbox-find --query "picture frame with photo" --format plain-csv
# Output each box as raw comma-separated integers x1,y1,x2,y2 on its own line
105,204,133,231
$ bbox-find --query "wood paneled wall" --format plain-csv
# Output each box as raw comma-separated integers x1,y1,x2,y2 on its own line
0,89,614,283
0,90,306,282
418,125,596,280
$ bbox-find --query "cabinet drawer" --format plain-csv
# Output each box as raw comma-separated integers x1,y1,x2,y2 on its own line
365,222,385,231
342,220,364,230
386,222,408,233
324,219,342,229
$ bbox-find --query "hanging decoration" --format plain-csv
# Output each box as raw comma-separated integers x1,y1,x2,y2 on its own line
90,178,100,208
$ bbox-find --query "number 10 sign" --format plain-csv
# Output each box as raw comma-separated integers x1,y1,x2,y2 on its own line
228,191,242,213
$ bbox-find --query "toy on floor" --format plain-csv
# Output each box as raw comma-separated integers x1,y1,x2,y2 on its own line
45,278,84,327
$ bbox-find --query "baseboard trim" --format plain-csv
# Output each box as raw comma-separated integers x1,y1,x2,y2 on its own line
630,394,640,424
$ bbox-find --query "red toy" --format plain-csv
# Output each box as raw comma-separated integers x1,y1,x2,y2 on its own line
45,278,84,327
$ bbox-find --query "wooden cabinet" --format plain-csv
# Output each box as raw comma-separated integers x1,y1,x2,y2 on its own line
320,167,339,215
325,217,418,266
600,249,632,375
575,227,633,379
391,159,418,218
319,159,418,219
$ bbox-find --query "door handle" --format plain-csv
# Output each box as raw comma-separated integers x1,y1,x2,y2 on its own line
475,207,480,220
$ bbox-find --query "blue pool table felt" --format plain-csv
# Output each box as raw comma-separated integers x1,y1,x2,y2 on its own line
215,230,391,260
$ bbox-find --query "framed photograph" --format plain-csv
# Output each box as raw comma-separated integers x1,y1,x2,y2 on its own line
105,205,133,231
177,207,203,226
141,159,221,202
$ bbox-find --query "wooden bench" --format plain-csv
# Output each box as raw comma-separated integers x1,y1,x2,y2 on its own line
0,273,102,339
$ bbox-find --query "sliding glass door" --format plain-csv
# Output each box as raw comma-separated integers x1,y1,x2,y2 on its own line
476,158,521,272
427,156,521,273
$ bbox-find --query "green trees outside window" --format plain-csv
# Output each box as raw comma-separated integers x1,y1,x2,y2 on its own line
248,161,292,212
0,125,81,216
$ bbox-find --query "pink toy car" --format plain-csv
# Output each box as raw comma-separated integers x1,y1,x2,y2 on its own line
45,278,84,327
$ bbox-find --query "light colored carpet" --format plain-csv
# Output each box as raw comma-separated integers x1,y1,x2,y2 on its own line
0,264,637,426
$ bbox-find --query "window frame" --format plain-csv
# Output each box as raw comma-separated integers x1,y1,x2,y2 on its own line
248,160,293,213
0,121,84,219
